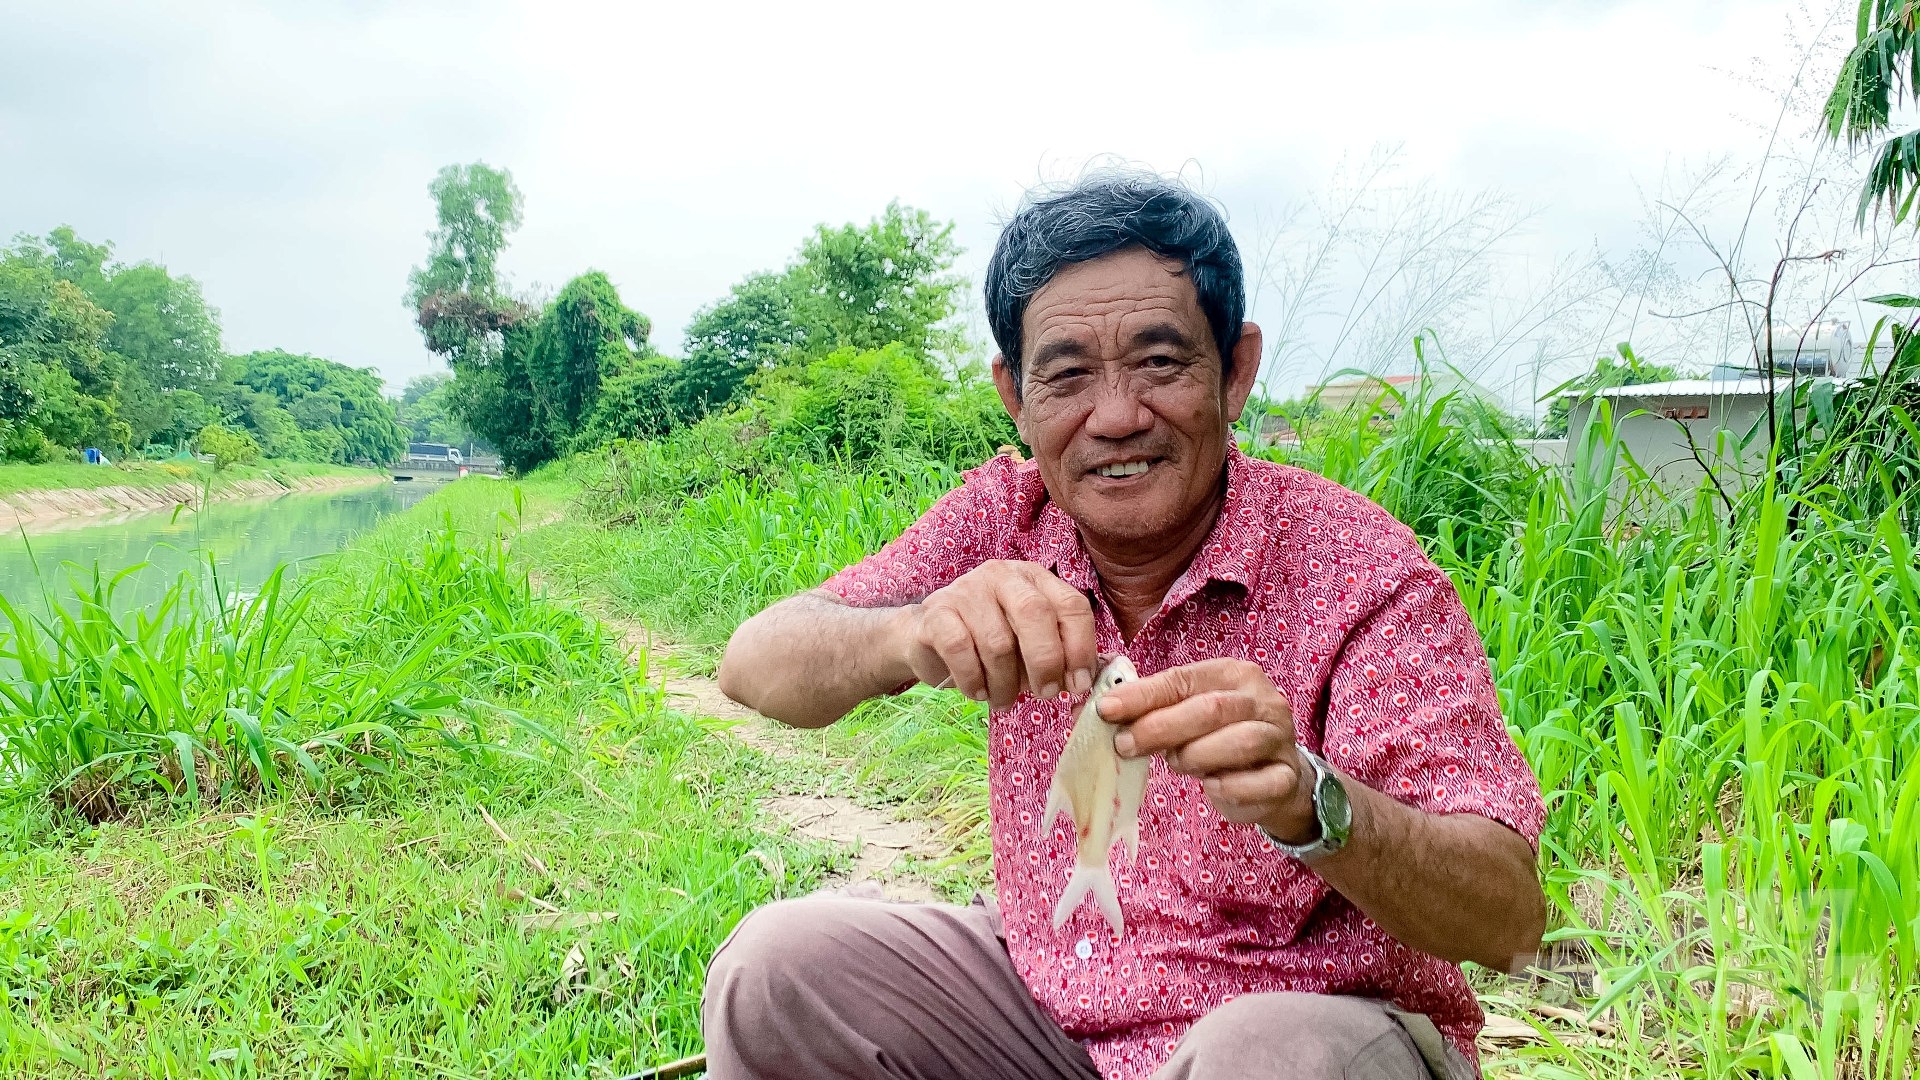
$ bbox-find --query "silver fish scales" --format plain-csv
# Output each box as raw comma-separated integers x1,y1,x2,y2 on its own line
1040,655,1148,937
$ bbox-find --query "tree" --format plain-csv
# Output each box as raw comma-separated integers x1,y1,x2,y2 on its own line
585,354,686,443
679,270,807,417
527,271,650,441
197,424,260,469
95,263,225,393
673,203,964,424
790,202,963,358
1826,2,1920,224
396,372,480,448
0,257,129,453
230,350,407,464
446,322,547,472
407,163,527,362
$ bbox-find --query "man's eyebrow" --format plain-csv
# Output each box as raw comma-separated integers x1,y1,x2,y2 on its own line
1127,322,1197,351
1027,336,1091,371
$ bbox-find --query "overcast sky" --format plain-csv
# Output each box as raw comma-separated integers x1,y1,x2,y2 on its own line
0,0,1863,400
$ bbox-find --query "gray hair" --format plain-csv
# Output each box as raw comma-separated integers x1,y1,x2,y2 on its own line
984,170,1245,387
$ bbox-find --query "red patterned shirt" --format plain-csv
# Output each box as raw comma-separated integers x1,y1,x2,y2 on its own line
821,448,1544,1079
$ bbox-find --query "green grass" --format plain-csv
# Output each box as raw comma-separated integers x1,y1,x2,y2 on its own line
0,459,377,499
0,480,842,1077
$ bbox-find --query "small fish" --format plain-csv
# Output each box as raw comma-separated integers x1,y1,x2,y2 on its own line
1040,655,1146,937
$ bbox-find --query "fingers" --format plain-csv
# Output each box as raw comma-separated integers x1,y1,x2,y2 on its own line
1031,569,1098,695
1163,720,1291,778
1116,683,1287,759
1202,760,1308,824
1096,658,1264,724
908,561,1095,707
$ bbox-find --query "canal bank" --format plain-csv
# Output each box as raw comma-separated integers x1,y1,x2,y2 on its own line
0,477,442,615
0,464,387,531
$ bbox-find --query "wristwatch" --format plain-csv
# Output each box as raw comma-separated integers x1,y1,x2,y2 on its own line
1259,748,1352,863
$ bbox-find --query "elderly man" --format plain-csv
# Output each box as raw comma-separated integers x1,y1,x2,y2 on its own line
707,172,1546,1080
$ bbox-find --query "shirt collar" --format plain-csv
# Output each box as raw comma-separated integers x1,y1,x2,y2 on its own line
1017,446,1267,606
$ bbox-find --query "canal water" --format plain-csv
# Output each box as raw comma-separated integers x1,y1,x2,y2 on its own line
0,481,440,617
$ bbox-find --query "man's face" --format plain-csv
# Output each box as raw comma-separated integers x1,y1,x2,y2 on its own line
994,247,1261,550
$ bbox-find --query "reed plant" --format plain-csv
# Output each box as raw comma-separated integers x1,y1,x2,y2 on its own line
0,508,626,816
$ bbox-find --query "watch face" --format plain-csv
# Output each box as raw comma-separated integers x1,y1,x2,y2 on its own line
1317,768,1353,840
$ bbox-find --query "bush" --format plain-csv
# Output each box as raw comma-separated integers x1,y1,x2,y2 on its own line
764,344,1016,470
0,422,58,464
196,424,261,469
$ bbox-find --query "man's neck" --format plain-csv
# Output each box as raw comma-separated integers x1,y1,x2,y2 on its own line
1080,469,1228,641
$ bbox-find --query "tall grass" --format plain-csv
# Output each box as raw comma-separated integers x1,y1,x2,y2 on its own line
0,506,628,816
1257,373,1920,1078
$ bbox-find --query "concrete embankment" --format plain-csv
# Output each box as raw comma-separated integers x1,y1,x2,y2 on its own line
0,471,388,531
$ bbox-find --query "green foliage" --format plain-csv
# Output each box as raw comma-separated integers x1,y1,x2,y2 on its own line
585,353,687,443
672,204,966,426
791,201,964,358
394,372,478,448
447,322,546,473
195,424,259,469
228,350,407,464
528,271,651,441
0,510,617,815
443,273,655,472
0,257,128,455
3,226,389,460
764,344,1016,469
94,263,225,394
1825,1,1920,224
406,162,528,363
679,270,806,418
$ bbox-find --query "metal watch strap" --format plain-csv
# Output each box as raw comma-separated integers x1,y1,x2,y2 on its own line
1259,748,1348,863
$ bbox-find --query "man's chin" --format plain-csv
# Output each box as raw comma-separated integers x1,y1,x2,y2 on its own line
1068,498,1179,547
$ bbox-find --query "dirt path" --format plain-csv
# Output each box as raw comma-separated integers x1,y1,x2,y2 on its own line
602,615,945,901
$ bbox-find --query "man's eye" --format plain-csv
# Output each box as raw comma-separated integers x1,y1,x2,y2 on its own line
1145,355,1180,370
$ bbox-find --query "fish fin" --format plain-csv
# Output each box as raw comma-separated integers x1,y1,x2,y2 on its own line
1041,776,1071,837
1051,865,1123,938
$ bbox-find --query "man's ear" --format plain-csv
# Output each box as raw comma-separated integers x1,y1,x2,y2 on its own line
1223,322,1264,424
992,354,1024,433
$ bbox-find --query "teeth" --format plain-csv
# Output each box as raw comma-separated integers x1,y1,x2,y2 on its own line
1095,461,1151,478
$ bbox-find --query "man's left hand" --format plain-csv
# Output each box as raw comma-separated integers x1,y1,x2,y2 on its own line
1098,658,1319,844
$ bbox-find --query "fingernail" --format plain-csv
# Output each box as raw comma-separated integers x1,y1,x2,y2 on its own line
1114,732,1136,757
1069,669,1092,694
1040,682,1060,701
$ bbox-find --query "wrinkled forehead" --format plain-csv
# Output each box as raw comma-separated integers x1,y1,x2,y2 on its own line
1020,249,1209,364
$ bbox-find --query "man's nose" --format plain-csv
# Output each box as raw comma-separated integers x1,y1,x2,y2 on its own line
1083,378,1154,439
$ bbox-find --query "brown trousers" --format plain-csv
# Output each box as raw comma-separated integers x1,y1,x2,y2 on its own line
702,893,1478,1080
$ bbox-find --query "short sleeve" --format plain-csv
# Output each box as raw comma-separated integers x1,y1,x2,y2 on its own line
1319,560,1545,848
819,465,1011,608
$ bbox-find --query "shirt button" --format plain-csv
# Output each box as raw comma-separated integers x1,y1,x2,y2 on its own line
1075,937,1093,959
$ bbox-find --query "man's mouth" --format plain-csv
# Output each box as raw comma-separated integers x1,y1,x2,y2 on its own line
1092,459,1156,478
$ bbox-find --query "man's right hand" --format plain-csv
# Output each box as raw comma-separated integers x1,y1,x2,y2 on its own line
898,560,1098,708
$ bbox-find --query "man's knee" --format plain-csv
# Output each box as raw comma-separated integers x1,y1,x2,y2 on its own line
1165,993,1427,1079
704,895,853,1020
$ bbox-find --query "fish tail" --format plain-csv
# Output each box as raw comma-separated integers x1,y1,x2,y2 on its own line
1052,865,1124,938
